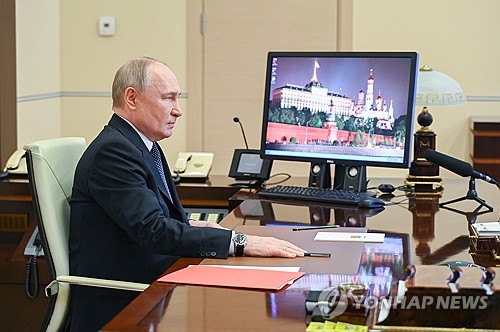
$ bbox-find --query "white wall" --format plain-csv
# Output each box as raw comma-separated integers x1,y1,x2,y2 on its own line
350,0,499,179
60,0,188,162
16,0,499,179
16,0,61,146
16,0,188,163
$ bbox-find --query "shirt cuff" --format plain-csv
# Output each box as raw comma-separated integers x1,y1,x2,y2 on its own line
228,231,235,256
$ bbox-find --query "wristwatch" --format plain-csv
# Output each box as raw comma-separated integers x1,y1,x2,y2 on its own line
233,233,248,256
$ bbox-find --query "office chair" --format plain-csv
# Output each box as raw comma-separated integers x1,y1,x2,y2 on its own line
24,137,149,332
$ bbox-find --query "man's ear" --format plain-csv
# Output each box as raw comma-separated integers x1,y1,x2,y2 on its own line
124,87,138,109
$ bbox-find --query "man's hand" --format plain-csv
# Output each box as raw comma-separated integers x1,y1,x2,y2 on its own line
244,235,305,258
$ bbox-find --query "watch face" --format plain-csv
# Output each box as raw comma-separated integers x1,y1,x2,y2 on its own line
234,233,248,246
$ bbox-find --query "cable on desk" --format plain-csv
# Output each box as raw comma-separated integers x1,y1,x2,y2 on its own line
264,173,292,186
370,185,416,208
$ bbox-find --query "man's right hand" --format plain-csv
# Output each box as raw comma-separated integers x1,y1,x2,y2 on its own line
244,235,305,258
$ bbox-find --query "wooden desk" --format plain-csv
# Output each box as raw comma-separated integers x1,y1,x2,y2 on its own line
103,178,500,331
175,175,241,208
0,174,240,331
0,175,49,331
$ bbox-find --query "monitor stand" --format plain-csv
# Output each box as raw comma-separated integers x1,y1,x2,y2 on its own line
228,179,264,188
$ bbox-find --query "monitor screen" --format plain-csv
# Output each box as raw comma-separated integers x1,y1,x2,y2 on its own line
237,153,263,173
228,149,273,183
260,52,418,181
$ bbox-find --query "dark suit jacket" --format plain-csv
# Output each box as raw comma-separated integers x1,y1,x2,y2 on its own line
68,114,231,331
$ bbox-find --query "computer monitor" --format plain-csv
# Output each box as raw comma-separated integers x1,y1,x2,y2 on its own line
260,51,419,191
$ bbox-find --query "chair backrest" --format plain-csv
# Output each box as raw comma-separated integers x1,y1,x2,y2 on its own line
25,137,86,332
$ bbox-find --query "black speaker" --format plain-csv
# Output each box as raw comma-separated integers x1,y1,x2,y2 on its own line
333,165,367,192
308,162,331,188
308,206,331,226
333,206,383,227
334,208,365,227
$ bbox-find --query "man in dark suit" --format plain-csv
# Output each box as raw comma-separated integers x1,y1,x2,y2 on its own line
68,56,305,331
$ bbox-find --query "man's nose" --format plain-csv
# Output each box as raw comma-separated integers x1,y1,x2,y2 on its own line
172,103,182,117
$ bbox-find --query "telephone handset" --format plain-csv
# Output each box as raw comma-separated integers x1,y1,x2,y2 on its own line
172,152,214,179
4,149,28,175
174,152,193,173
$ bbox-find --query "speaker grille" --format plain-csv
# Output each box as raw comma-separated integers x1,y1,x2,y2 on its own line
0,214,29,232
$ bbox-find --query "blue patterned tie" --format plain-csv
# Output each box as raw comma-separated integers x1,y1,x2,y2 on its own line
151,143,172,202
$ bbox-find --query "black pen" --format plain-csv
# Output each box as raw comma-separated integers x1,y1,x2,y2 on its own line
304,252,331,258
292,225,340,231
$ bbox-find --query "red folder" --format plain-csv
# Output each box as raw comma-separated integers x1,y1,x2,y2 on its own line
158,265,304,291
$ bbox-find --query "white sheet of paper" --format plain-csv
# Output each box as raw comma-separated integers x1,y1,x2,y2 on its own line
472,222,500,232
314,232,385,243
192,265,301,272
472,222,500,236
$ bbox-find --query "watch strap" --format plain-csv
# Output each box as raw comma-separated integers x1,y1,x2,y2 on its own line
235,243,245,256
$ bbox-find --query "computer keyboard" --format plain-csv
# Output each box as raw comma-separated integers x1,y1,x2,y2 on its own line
259,185,369,205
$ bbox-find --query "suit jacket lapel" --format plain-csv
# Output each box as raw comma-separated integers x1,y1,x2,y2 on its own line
155,144,183,206
108,114,184,212
144,149,172,199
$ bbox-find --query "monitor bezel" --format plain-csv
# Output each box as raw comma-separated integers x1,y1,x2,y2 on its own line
259,51,419,169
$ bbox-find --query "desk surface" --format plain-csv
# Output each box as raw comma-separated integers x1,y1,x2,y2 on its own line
103,178,500,331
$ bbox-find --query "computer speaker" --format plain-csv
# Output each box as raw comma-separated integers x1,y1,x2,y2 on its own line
308,206,331,226
308,162,332,188
333,165,367,192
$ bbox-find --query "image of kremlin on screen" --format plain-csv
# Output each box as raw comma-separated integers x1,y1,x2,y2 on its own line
265,57,411,159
